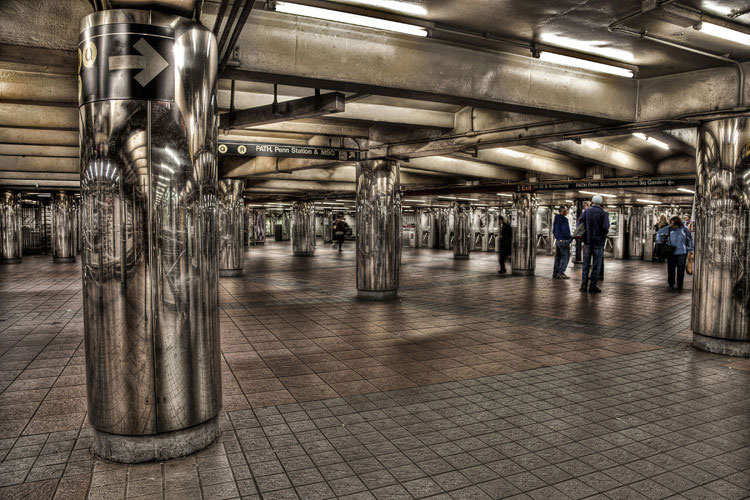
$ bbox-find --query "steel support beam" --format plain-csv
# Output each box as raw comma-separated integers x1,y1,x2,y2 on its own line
220,91,346,129
542,140,655,175
404,156,523,181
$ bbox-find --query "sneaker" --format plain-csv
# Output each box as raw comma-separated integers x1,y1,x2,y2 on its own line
553,274,560,279
498,269,507,275
589,287,602,294
559,274,570,280
579,286,588,293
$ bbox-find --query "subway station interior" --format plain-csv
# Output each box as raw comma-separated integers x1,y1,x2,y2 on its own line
2,0,750,499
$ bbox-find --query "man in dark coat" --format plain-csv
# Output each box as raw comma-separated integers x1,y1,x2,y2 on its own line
578,195,611,293
498,216,512,274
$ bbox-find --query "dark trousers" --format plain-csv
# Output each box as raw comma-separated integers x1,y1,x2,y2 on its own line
667,253,687,288
553,240,571,275
499,248,511,272
581,244,604,289
335,233,345,250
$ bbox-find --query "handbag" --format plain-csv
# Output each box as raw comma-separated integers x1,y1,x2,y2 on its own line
686,252,694,275
654,227,676,259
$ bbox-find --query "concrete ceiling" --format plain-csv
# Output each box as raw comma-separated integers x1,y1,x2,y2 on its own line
0,0,735,204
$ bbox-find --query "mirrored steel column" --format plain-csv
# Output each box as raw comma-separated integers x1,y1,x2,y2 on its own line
218,179,244,276
51,192,76,263
627,206,645,260
292,201,315,256
253,208,265,245
282,210,291,240
453,202,471,259
415,208,423,248
0,191,22,264
692,117,750,356
323,209,333,243
356,160,401,300
79,10,221,462
512,192,537,275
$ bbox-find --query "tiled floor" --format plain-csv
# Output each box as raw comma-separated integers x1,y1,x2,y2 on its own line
0,242,748,500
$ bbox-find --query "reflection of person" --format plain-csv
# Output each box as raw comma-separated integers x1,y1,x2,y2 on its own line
656,216,694,290
333,215,349,252
579,195,610,294
552,206,572,279
497,216,512,275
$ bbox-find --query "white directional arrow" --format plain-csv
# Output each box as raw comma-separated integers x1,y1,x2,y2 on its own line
109,38,169,87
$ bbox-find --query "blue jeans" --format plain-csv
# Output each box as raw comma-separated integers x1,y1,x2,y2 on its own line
553,240,571,275
581,244,604,289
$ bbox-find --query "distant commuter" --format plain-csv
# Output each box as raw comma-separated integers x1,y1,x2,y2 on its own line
552,206,572,279
497,216,512,275
578,195,610,294
653,214,670,262
656,216,694,290
333,216,349,252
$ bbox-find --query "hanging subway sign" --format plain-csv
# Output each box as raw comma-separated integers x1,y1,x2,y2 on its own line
218,141,362,161
517,177,694,192
78,23,174,104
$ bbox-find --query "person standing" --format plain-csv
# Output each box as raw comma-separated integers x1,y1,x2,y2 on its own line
333,215,348,252
578,195,610,293
653,214,669,262
497,216,512,275
656,216,694,290
552,206,572,279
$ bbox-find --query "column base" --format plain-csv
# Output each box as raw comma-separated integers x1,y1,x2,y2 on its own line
92,416,219,463
294,252,315,257
512,269,534,276
219,269,242,277
0,258,21,264
357,289,397,301
53,257,75,263
628,256,643,260
453,255,470,260
692,333,750,357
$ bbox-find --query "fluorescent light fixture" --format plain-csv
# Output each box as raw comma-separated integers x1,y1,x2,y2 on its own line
636,199,663,204
333,0,427,16
457,197,478,201
632,132,670,150
677,187,695,194
538,51,634,78
497,193,513,197
437,196,456,199
273,2,428,37
697,22,750,46
539,33,635,63
403,199,426,203
565,199,574,202
335,199,353,202
579,190,617,198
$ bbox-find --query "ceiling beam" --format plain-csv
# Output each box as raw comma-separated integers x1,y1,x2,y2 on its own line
541,140,655,175
404,156,523,182
220,91,346,129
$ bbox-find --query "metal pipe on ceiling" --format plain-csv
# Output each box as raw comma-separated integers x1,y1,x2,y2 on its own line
220,0,256,71
212,0,229,33
217,0,244,58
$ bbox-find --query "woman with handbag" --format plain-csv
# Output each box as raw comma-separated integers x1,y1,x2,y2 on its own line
655,216,694,290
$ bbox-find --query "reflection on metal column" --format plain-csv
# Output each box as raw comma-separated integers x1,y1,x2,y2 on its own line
253,208,265,245
323,209,333,243
692,117,750,356
218,179,244,276
78,10,221,462
512,192,537,276
356,160,401,300
0,191,22,264
453,202,471,260
292,201,315,256
51,192,76,263
415,209,423,249
627,206,645,260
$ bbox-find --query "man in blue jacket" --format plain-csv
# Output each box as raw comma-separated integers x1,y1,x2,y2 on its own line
579,195,610,293
552,206,572,279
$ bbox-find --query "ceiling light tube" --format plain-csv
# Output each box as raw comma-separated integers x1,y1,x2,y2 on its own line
579,190,617,198
403,199,426,203
339,0,428,16
677,187,695,194
273,2,428,37
538,51,634,78
696,22,750,46
636,199,663,204
456,197,478,201
632,132,669,150
497,193,513,197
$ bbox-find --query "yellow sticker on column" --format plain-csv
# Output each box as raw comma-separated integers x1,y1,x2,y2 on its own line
82,41,97,68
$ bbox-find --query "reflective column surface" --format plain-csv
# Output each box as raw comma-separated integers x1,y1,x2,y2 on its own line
692,117,750,356
292,201,316,256
323,209,333,243
254,209,266,245
51,192,76,263
79,10,221,462
627,206,645,260
453,202,471,259
415,208,423,249
282,211,291,240
356,160,401,300
512,192,538,275
0,191,22,264
218,179,244,276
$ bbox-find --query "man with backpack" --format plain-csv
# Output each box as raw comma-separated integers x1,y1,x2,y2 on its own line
333,215,349,252
655,216,694,290
577,195,610,294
